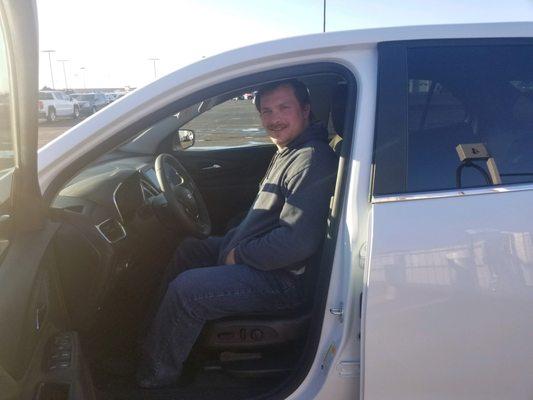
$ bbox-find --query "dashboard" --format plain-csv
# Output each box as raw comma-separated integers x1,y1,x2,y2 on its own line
50,154,177,333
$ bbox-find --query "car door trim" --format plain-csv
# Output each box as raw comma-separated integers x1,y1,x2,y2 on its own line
372,182,533,204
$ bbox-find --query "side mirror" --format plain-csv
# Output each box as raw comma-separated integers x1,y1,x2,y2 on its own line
174,129,195,150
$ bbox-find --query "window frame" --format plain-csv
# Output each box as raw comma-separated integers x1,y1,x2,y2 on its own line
0,0,41,231
372,38,533,198
44,62,357,202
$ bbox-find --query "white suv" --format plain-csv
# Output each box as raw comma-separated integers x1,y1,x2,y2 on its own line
2,2,533,400
38,90,80,121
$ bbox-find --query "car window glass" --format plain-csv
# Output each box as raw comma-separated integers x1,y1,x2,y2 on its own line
39,92,52,100
0,23,15,172
408,80,466,131
406,45,533,192
181,94,269,148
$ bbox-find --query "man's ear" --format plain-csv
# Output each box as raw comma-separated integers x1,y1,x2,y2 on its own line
303,104,311,120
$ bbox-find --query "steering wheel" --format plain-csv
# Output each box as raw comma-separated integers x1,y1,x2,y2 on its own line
154,153,211,238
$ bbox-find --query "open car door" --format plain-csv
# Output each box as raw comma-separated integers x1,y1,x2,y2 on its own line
0,2,94,399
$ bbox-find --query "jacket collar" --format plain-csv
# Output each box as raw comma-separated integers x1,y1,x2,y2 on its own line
278,122,329,154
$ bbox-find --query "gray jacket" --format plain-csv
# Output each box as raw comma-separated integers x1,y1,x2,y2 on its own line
219,122,338,271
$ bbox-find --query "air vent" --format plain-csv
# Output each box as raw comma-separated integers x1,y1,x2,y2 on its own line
64,205,84,214
96,218,126,243
140,179,159,200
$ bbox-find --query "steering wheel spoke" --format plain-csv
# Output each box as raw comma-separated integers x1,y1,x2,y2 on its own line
155,153,211,238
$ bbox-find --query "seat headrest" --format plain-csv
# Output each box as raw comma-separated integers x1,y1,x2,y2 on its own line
331,83,348,137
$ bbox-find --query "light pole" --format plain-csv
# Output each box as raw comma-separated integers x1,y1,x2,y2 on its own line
80,67,87,89
57,59,70,90
42,49,56,88
148,58,159,80
323,0,326,33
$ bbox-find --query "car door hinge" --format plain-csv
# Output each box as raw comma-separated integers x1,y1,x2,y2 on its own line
329,303,344,323
359,242,367,269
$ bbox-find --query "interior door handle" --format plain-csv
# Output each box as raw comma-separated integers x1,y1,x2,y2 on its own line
36,303,47,332
201,163,222,170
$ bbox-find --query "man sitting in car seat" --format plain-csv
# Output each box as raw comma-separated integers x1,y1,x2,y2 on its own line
137,78,338,388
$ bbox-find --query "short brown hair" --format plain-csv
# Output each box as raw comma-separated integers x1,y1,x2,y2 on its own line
254,79,310,112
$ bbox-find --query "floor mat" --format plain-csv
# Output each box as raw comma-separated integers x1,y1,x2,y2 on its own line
95,371,279,400
92,358,282,400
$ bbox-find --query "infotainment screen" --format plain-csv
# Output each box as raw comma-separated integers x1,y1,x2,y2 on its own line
144,168,160,190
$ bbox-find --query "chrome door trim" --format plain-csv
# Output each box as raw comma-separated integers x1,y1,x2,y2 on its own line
372,182,533,204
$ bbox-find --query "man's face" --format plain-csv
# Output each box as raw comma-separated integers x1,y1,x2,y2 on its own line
259,85,310,149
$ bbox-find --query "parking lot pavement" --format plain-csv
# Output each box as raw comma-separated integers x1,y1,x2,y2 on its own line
38,118,83,148
37,100,269,149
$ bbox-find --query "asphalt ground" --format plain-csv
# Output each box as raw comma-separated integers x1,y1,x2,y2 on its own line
38,117,84,148
37,100,271,149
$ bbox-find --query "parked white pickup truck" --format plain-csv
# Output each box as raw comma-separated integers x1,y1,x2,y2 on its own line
38,90,80,121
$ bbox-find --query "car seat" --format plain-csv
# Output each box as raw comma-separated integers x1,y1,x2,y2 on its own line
329,82,348,156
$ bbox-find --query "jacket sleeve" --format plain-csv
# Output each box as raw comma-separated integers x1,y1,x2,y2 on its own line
234,159,336,270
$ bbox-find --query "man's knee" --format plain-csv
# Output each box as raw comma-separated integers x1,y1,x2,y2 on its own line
167,270,206,320
169,270,197,297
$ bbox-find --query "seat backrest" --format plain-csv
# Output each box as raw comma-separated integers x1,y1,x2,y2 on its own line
329,83,348,156
331,83,348,137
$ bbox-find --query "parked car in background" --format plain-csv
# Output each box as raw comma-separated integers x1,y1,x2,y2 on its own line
70,92,107,115
104,93,116,104
38,90,80,121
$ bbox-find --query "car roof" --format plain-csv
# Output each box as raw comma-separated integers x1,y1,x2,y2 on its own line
231,21,533,60
148,22,533,99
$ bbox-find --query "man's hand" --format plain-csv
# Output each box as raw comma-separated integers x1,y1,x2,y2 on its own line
225,248,236,265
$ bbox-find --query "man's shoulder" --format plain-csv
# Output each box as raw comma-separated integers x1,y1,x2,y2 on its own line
293,139,337,163
285,140,337,176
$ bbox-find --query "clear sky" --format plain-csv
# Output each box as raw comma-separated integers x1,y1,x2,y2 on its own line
37,0,533,90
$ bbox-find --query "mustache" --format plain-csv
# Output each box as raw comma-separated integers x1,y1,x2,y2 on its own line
266,123,288,131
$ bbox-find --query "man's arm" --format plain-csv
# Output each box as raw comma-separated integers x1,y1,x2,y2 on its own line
233,160,336,270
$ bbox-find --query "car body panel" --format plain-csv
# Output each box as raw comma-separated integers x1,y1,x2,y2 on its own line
19,17,533,400
364,191,533,399
285,47,376,400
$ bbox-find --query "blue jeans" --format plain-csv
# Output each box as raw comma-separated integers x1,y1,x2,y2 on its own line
137,237,306,387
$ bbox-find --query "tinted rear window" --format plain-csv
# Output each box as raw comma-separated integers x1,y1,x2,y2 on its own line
374,43,533,195
39,92,53,100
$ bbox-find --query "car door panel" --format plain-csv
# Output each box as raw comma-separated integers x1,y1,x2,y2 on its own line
0,221,95,400
59,93,69,116
176,145,275,233
0,223,59,394
0,2,94,399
